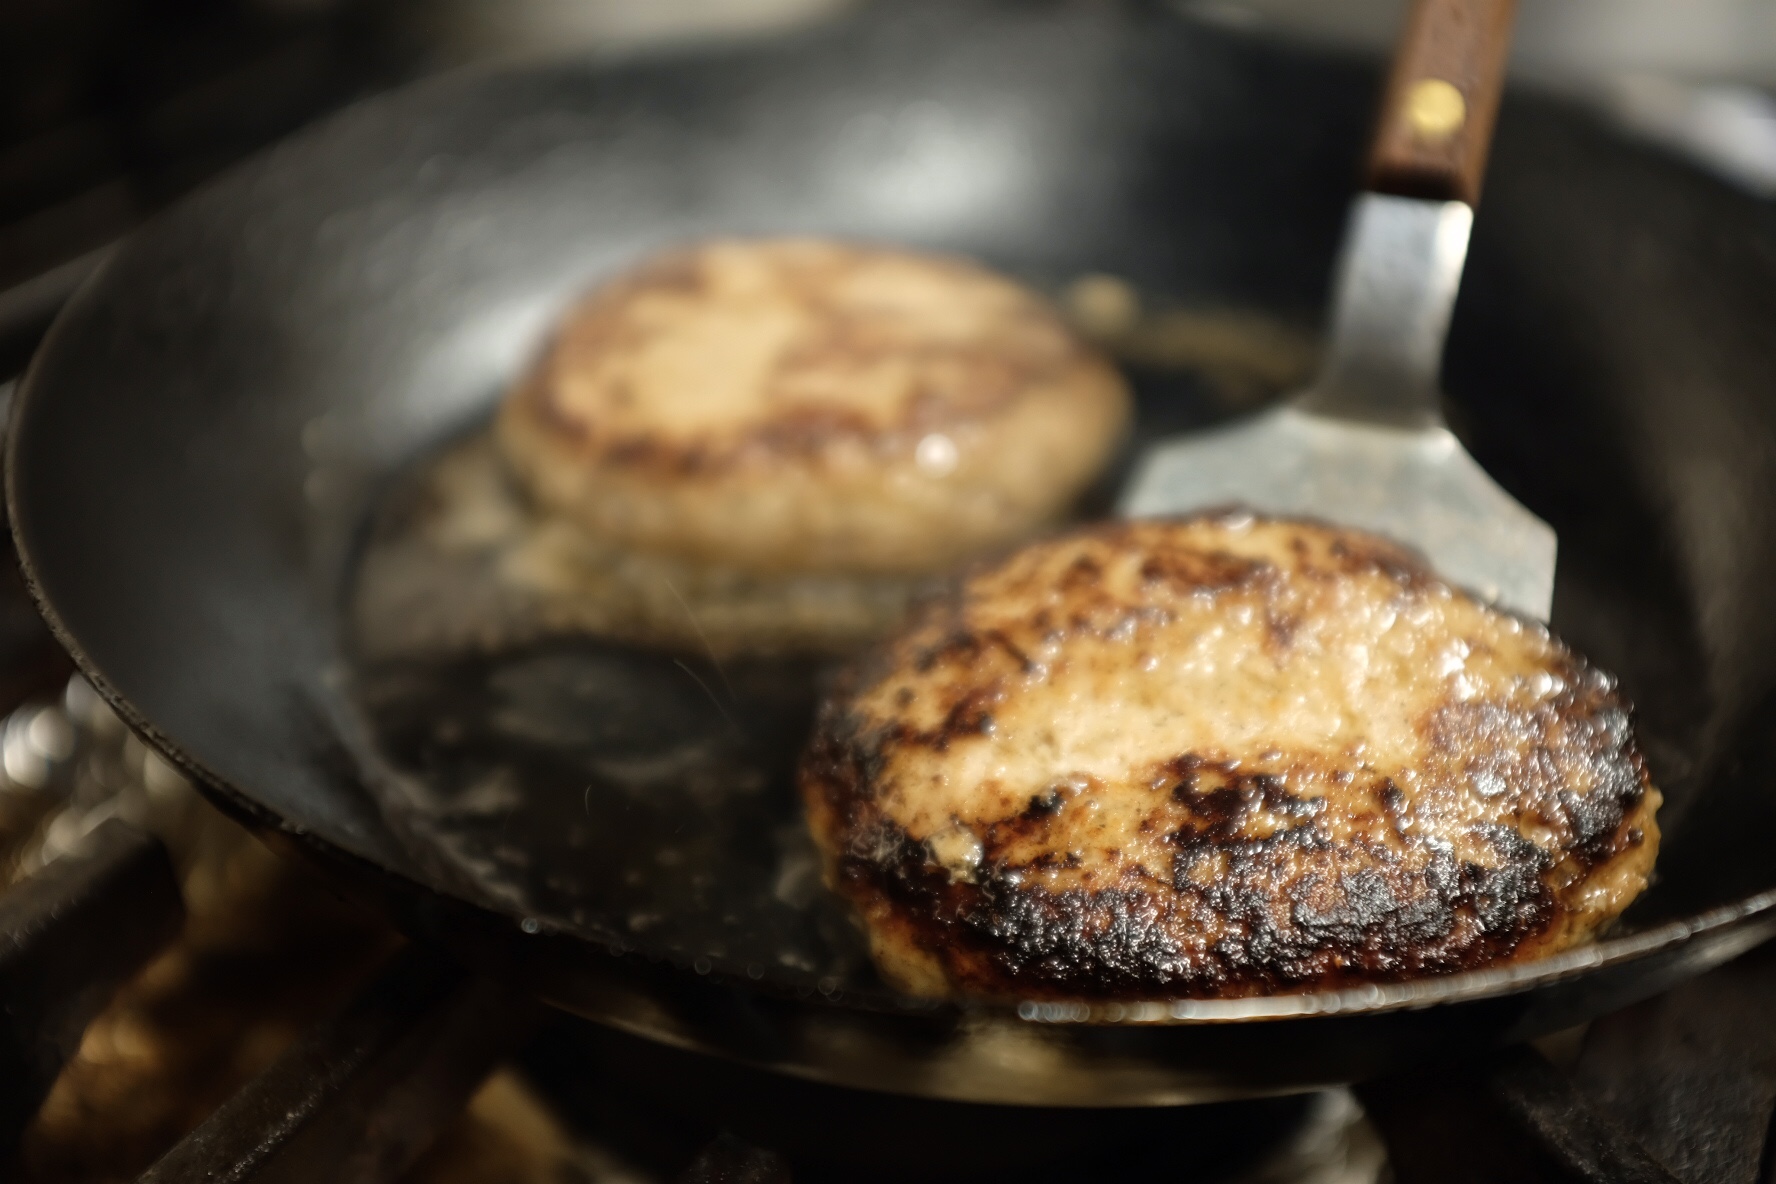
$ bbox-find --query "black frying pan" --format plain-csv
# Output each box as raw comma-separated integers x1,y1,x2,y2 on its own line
12,0,1776,1105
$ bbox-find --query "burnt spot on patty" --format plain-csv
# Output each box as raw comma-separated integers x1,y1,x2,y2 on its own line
798,515,1661,1000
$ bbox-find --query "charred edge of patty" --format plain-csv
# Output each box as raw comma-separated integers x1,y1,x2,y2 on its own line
804,708,1654,1000
798,516,1656,999
499,255,1122,478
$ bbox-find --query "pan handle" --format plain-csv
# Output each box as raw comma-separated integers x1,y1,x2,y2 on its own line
1365,0,1518,206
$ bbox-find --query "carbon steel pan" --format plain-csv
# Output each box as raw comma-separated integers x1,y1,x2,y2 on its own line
13,0,1776,1105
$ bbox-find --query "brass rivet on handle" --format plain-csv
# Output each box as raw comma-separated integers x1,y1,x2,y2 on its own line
1404,78,1467,142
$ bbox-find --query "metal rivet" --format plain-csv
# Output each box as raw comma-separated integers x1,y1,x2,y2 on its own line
1405,78,1467,142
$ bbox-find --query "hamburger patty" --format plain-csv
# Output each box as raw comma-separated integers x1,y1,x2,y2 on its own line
800,515,1661,1000
498,238,1130,576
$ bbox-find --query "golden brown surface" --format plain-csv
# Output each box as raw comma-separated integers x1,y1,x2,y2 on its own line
498,238,1130,576
801,515,1660,1000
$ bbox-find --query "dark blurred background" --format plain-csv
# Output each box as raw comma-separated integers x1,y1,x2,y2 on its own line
2,0,1773,371
4,0,1775,296
0,0,859,377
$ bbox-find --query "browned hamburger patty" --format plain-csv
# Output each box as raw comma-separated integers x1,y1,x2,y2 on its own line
497,238,1131,576
800,515,1661,1000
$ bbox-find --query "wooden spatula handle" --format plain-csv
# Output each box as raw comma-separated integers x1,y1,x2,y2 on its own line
1366,0,1518,205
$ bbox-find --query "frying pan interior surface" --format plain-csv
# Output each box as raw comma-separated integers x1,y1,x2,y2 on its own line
14,0,1776,1102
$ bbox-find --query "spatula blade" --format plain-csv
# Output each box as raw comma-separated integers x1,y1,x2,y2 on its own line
1119,406,1556,619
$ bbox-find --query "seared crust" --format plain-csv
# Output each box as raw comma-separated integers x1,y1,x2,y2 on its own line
498,239,1130,575
800,516,1661,1000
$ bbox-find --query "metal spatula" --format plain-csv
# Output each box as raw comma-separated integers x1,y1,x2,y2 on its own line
1121,0,1553,619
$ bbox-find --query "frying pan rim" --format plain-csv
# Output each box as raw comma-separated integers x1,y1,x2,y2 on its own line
5,33,1772,1033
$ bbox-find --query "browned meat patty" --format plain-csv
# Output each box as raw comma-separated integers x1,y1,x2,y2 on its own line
498,238,1130,577
800,515,1661,1000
